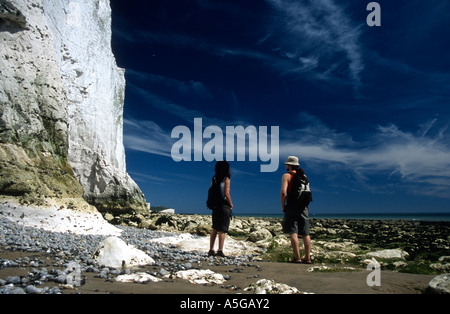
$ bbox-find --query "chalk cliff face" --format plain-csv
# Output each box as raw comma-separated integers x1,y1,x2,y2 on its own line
0,0,148,214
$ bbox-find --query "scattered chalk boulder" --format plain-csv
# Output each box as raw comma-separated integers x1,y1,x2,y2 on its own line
366,249,409,260
116,273,162,284
426,274,450,294
174,269,226,285
244,279,301,294
248,228,273,243
160,208,175,214
93,237,154,269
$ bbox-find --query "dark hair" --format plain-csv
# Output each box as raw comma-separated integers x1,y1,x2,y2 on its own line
288,165,305,177
215,161,231,182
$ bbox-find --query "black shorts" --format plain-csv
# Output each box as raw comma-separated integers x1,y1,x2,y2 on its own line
212,205,231,233
283,208,310,236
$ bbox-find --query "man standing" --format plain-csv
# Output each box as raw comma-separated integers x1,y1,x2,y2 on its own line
281,156,312,264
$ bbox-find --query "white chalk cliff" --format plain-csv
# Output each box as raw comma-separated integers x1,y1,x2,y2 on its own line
0,0,147,213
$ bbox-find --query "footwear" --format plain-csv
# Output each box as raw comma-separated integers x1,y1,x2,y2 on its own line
288,259,302,263
301,258,312,264
216,250,226,258
208,250,215,257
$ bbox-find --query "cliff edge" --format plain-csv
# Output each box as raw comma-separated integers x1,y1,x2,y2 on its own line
0,0,148,214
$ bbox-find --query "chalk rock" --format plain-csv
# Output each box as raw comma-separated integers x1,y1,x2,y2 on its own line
0,0,148,213
0,202,121,236
430,256,450,272
93,237,154,268
116,273,161,284
0,0,84,203
244,279,301,294
43,0,148,213
174,269,225,285
366,249,409,260
426,274,450,294
248,228,273,243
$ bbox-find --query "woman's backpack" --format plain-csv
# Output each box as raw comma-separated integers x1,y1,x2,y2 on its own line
206,177,223,210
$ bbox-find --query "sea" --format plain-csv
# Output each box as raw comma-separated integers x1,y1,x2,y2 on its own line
233,212,450,222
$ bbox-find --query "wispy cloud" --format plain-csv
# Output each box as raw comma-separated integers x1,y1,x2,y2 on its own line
128,171,168,185
128,83,209,124
280,114,450,198
127,82,253,129
123,117,172,157
127,69,212,100
264,0,364,93
116,0,364,93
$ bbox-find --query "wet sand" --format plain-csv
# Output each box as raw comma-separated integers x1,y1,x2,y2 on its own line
77,263,433,295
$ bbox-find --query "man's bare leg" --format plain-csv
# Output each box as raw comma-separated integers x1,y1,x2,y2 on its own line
290,233,301,261
302,235,311,263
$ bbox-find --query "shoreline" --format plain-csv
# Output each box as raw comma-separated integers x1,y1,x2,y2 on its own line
177,211,450,222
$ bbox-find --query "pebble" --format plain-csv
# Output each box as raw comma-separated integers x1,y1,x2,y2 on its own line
26,285,44,294
0,217,255,294
5,286,26,294
6,276,21,285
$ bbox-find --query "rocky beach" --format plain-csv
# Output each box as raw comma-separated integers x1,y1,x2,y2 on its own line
1,0,449,300
1,202,449,295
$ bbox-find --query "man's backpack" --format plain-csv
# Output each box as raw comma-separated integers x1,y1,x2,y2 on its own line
287,172,312,210
206,177,223,210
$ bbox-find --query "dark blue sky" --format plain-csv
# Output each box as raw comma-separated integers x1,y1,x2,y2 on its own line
110,0,450,214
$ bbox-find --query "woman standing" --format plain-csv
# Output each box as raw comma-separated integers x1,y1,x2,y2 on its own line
209,161,233,257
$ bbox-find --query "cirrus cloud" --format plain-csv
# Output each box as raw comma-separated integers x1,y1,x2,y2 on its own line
280,114,450,198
